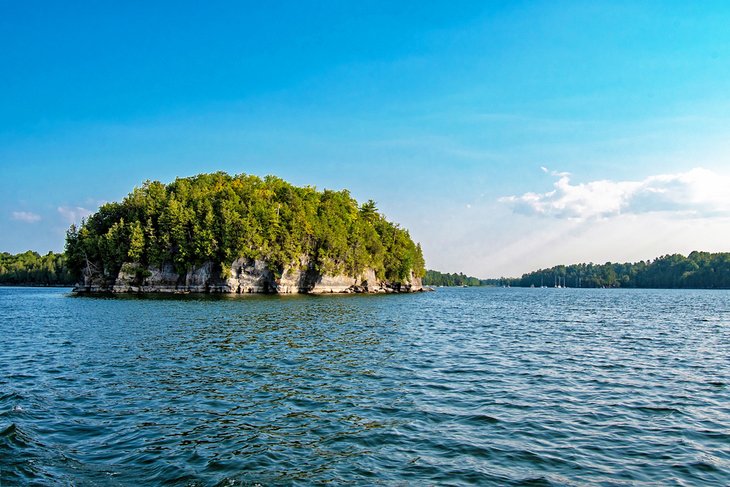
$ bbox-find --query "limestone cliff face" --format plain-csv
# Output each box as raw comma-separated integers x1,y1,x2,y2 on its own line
74,258,423,294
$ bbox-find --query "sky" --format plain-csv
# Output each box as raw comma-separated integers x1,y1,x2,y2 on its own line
2,1,730,277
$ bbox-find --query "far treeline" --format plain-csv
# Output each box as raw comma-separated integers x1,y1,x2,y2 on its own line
0,251,74,286
518,251,730,289
425,251,730,289
422,270,509,287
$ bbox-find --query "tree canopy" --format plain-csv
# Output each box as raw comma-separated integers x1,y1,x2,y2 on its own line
423,270,482,286
423,270,518,287
517,252,730,289
0,251,74,285
64,172,426,282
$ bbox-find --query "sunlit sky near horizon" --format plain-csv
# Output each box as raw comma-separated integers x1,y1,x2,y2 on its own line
2,1,730,277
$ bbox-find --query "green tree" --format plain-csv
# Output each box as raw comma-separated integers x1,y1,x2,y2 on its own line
128,221,145,261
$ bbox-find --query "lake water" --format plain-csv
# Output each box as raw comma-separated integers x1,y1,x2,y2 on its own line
1,287,729,485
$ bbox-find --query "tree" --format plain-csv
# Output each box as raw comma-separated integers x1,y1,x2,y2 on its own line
127,221,145,262
359,200,378,223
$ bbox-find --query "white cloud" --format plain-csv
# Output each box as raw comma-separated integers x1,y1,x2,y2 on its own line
500,167,730,220
11,211,41,223
57,206,93,224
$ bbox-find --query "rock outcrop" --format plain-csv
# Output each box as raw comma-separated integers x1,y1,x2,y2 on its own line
73,258,423,294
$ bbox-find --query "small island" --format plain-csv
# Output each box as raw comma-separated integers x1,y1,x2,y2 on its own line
65,172,426,294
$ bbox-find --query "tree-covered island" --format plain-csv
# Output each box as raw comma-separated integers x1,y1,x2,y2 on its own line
65,172,426,294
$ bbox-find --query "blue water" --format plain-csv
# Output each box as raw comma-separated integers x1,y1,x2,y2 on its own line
1,287,729,485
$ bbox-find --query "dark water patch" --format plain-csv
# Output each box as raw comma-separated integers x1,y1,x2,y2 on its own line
0,422,31,448
461,413,501,425
0,422,66,484
632,405,684,415
0,391,25,403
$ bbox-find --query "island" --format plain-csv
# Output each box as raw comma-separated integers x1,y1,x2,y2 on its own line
65,172,426,294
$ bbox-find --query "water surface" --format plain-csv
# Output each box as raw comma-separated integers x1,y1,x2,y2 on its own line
1,287,729,485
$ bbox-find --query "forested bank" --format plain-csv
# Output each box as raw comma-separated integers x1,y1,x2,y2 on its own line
518,252,730,289
423,270,482,286
0,251,74,285
426,251,730,289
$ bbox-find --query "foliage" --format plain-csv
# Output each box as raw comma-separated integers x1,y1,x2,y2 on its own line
423,270,482,287
64,172,426,282
480,277,521,287
0,251,74,285
423,270,518,287
517,252,730,289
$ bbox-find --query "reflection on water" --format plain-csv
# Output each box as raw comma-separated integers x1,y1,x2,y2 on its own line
1,287,729,485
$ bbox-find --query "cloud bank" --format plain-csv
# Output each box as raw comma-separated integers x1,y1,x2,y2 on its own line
57,206,93,224
12,211,42,223
500,167,730,219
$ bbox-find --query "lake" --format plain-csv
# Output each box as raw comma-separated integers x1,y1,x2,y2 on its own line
1,287,728,485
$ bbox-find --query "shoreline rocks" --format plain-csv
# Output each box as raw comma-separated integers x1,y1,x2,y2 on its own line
73,258,425,295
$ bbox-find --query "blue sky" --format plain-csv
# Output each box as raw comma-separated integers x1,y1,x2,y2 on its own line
2,1,730,276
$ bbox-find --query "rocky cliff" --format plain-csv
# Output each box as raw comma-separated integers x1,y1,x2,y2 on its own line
73,258,423,294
